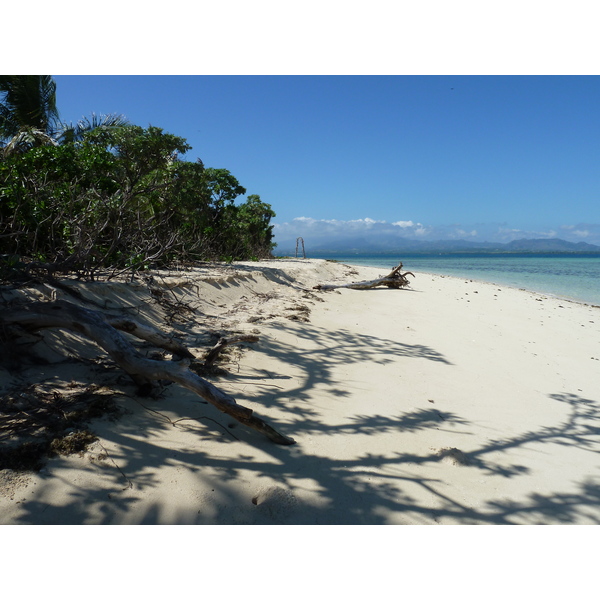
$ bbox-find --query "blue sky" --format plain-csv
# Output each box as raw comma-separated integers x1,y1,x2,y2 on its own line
51,75,600,247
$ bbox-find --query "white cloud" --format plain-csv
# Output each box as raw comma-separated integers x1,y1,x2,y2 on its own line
495,226,556,241
560,224,598,239
572,229,590,238
455,228,478,238
356,217,383,225
272,217,600,248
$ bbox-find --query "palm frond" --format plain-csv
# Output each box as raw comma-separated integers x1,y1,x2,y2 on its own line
59,112,129,144
0,75,59,140
1,126,58,157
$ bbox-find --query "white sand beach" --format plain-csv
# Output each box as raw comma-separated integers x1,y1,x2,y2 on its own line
1,258,600,524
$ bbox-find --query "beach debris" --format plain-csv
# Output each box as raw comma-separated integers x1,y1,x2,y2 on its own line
1,300,295,445
284,303,311,322
202,334,259,367
313,263,414,291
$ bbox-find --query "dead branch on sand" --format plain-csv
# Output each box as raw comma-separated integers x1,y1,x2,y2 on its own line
313,263,415,291
203,335,260,367
1,301,295,445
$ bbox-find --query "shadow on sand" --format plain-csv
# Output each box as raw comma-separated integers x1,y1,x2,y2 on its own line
6,317,600,525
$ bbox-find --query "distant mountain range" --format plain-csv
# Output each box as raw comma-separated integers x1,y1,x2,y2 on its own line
275,236,600,255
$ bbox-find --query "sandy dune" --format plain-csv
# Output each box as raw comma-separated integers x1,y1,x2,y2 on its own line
1,258,599,524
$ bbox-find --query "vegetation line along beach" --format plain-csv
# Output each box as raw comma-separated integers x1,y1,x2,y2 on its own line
1,76,600,525
1,75,277,279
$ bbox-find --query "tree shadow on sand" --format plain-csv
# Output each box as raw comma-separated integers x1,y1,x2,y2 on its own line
8,389,600,525
5,312,600,525
218,320,453,413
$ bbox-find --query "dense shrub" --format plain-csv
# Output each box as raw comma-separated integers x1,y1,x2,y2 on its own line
0,125,276,277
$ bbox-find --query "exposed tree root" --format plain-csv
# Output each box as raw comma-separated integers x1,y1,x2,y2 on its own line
1,300,295,445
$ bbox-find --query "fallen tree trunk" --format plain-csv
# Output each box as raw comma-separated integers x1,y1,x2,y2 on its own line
1,300,295,445
313,263,415,291
106,315,195,359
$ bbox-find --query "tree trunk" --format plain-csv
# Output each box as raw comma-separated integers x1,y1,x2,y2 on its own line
1,300,295,445
313,263,415,291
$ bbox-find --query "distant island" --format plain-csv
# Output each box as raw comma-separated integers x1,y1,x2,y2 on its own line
275,237,600,256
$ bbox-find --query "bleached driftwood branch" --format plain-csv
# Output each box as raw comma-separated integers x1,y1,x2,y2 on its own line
106,315,195,359
313,263,415,291
2,300,295,445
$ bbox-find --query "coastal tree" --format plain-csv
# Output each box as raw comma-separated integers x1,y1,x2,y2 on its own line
0,75,60,145
1,76,285,450
0,75,128,157
1,123,277,276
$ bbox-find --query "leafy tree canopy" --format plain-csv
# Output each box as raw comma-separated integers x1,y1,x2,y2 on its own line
1,121,276,278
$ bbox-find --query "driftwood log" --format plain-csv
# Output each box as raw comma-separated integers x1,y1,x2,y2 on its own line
313,263,415,291
1,300,295,445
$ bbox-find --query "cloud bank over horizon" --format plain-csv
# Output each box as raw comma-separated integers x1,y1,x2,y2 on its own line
273,217,600,250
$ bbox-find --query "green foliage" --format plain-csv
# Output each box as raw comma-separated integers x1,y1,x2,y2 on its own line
58,112,130,145
0,75,59,140
0,124,276,277
1,76,276,274
1,76,128,157
233,194,276,258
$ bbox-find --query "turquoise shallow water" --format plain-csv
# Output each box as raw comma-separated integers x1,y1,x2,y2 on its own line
308,252,600,306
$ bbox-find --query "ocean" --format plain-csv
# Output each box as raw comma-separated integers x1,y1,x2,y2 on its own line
306,252,600,306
